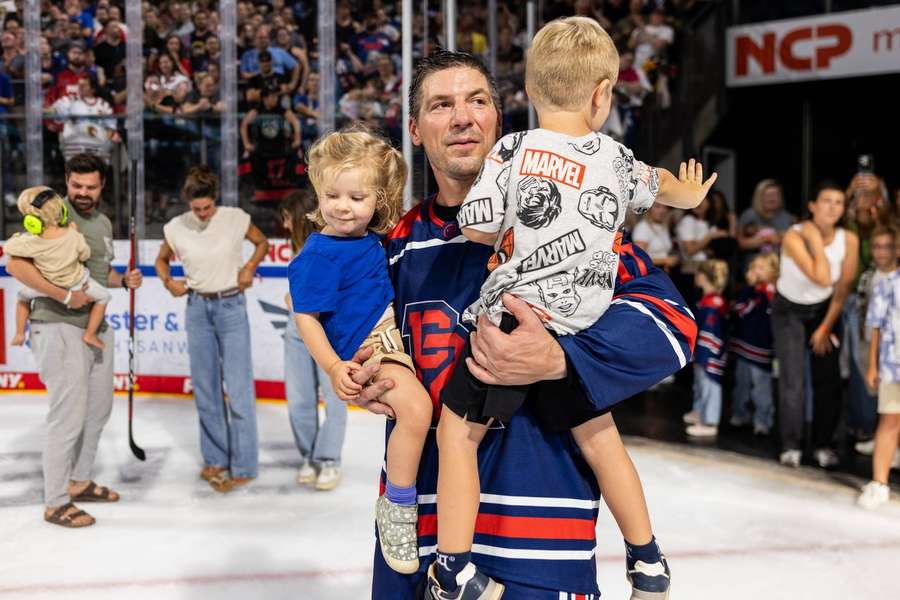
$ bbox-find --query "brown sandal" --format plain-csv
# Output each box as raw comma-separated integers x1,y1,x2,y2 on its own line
200,466,228,482
209,474,253,493
71,481,120,503
44,503,95,528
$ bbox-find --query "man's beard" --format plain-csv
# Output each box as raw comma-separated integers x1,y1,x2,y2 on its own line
71,195,97,212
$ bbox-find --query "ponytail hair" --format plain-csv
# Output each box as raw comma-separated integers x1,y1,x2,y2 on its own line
182,164,219,202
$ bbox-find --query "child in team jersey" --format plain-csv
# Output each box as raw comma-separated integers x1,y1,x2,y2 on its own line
7,186,111,349
428,17,717,600
288,128,432,575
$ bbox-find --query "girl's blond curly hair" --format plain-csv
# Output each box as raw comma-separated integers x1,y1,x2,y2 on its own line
306,126,407,235
17,186,65,227
698,259,729,293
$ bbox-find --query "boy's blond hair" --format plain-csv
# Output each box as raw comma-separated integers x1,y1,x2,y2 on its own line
307,126,407,235
17,186,65,227
698,259,729,293
751,251,780,283
526,16,619,112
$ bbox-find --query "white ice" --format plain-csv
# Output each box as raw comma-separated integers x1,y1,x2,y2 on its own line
1,393,898,600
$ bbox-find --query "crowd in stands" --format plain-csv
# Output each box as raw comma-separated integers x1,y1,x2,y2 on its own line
0,0,694,226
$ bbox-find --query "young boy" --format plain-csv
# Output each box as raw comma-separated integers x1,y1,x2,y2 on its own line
428,16,716,600
728,252,779,436
859,226,900,510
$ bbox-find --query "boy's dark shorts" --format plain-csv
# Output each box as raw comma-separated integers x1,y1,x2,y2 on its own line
440,313,607,432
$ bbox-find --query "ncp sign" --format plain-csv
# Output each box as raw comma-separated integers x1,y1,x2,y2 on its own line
727,6,900,87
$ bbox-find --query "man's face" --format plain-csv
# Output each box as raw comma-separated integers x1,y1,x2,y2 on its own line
195,12,208,31
67,46,84,67
66,170,104,214
77,77,92,97
255,26,270,49
259,57,272,73
410,67,499,182
1,32,14,49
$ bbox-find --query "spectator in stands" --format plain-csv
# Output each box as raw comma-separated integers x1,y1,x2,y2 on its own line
495,24,524,82
82,48,106,89
142,6,165,55
183,73,223,116
629,7,674,106
336,41,365,97
188,9,215,62
40,36,63,87
335,1,361,48
633,203,679,273
156,53,191,109
614,0,647,47
280,190,348,490
456,13,487,56
245,50,288,107
48,76,119,164
156,165,268,493
240,24,299,93
92,20,125,82
48,42,90,105
676,195,728,301
737,179,795,267
355,11,394,63
169,1,194,38
338,75,385,128
706,189,738,262
0,29,23,78
165,34,192,79
273,25,309,88
773,182,858,469
293,70,319,145
237,22,256,59
615,48,652,146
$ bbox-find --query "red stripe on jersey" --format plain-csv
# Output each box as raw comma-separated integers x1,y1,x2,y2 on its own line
388,203,424,241
614,291,698,350
621,241,648,277
417,513,596,540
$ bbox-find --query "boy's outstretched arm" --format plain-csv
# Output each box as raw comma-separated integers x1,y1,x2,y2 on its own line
655,158,717,210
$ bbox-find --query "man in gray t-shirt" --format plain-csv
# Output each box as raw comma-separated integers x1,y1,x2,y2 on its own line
6,154,142,527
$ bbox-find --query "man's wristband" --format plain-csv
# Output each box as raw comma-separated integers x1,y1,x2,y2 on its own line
63,290,72,307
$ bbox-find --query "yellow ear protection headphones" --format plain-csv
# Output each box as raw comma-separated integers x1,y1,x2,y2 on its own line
23,188,68,235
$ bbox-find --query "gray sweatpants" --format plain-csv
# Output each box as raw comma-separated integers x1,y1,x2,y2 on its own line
30,322,114,507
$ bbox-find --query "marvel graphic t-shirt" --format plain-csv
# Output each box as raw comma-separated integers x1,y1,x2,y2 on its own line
457,128,659,335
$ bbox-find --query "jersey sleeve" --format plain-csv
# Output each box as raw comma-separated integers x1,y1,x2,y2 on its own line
3,233,34,258
289,251,341,314
456,136,514,233
557,238,696,411
614,142,658,214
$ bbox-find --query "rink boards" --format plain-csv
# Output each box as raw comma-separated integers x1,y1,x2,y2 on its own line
0,238,296,400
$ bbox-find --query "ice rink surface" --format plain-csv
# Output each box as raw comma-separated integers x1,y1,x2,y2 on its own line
1,393,899,600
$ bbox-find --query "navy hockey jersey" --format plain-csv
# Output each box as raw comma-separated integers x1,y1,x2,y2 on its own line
695,292,728,381
374,197,696,599
730,283,775,369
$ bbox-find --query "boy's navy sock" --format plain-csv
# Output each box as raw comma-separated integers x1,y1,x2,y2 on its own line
625,536,662,565
435,550,471,591
384,479,417,506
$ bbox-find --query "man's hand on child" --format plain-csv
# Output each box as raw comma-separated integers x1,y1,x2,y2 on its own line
329,360,364,402
345,347,397,418
678,158,717,208
67,286,90,309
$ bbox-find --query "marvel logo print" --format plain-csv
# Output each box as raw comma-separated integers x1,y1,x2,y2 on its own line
519,149,586,189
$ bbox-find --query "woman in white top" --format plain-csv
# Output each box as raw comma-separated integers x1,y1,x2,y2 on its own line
676,195,729,271
772,182,858,469
154,166,270,491
632,203,679,273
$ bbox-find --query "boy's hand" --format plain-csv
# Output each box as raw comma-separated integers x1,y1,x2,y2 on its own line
678,158,717,207
328,360,364,401
866,365,879,392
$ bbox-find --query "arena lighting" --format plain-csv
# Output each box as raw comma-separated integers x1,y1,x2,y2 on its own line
24,0,42,186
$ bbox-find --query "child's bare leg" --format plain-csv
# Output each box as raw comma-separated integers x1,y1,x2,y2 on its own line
872,414,900,484
375,363,433,487
11,300,30,346
82,303,107,349
572,412,652,546
436,409,489,552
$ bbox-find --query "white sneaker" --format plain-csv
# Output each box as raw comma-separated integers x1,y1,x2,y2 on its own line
779,449,802,468
855,439,875,455
857,481,890,510
814,448,840,469
686,423,718,437
296,460,317,485
315,462,342,490
752,423,770,436
682,411,700,425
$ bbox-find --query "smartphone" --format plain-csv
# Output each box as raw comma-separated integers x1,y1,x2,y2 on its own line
858,154,874,174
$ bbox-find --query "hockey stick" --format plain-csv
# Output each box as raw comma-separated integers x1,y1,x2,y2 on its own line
128,158,146,461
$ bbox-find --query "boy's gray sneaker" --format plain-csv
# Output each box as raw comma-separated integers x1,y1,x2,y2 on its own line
628,554,670,600
424,562,504,600
375,495,419,574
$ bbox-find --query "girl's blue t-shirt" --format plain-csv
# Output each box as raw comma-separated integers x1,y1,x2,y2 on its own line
288,231,393,360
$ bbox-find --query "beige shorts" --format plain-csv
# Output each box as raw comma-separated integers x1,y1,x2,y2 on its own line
879,382,900,414
358,306,415,373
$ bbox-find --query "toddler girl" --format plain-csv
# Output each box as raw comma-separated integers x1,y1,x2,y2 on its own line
288,129,432,575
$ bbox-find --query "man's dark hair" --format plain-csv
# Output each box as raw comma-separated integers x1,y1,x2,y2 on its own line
65,153,107,183
408,50,501,121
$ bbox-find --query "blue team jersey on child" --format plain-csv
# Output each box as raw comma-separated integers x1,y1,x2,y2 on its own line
730,283,775,369
695,292,728,382
288,231,393,360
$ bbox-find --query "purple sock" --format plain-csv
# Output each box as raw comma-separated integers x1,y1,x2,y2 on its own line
385,479,417,506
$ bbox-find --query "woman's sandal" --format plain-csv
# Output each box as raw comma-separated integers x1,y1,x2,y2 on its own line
71,481,120,503
200,466,228,482
44,503,95,528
